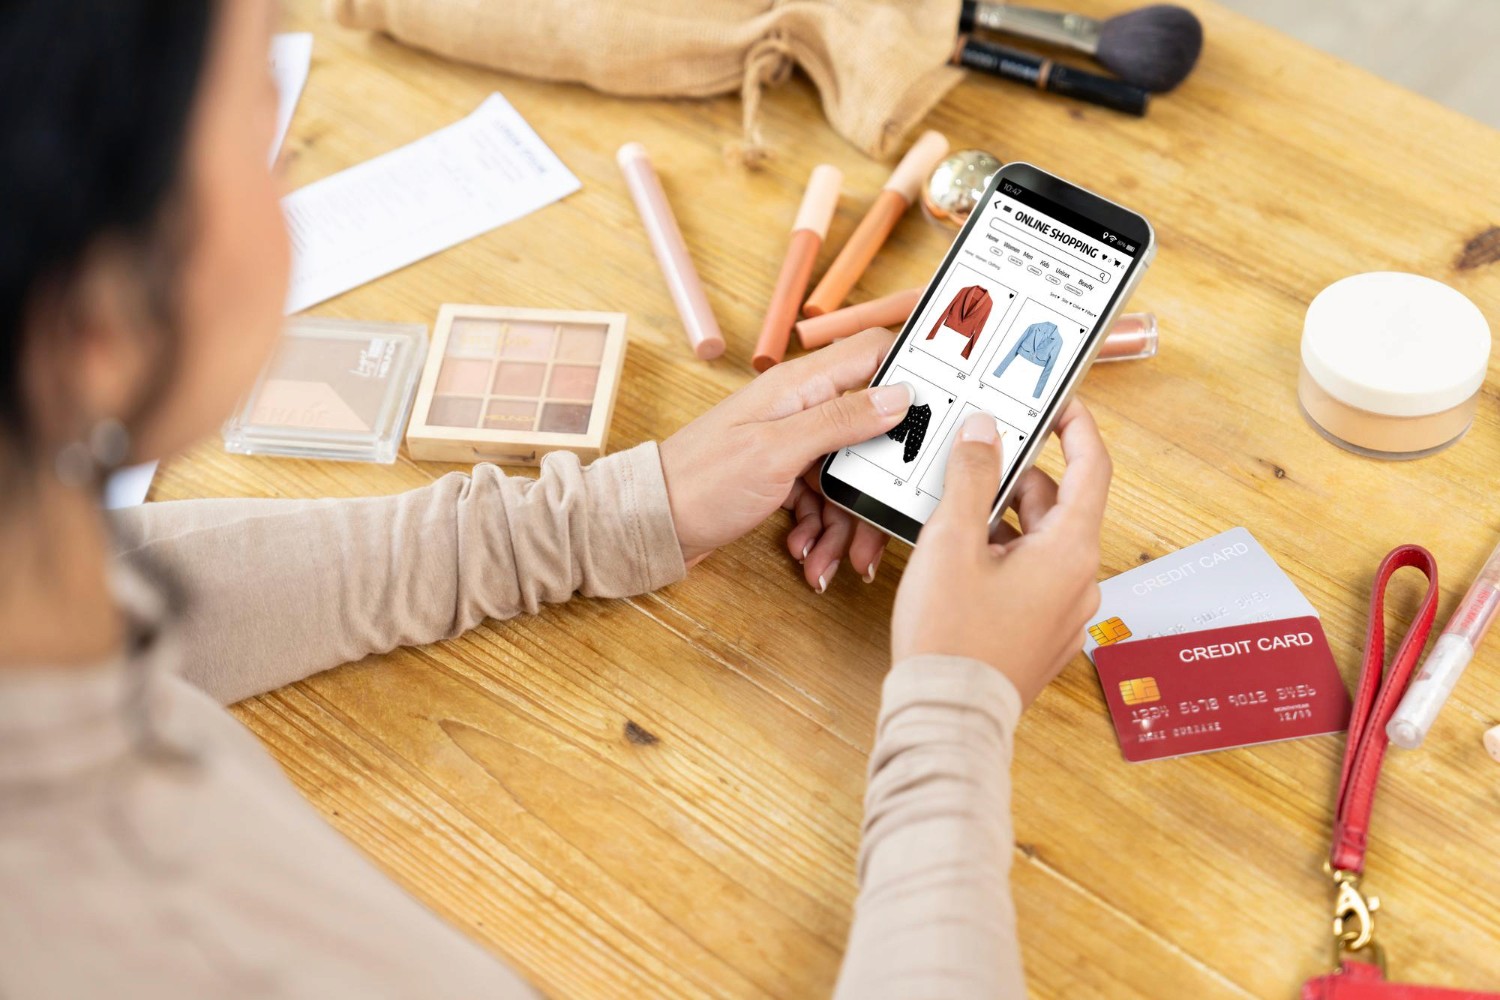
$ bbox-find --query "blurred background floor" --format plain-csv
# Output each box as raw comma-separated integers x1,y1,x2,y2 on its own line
1216,0,1500,128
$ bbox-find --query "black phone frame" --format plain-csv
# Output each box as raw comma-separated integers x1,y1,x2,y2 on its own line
819,161,1154,544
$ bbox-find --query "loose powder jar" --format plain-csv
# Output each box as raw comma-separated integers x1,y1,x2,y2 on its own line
1298,272,1491,459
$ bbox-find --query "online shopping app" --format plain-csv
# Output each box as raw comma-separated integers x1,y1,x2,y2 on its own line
827,177,1140,523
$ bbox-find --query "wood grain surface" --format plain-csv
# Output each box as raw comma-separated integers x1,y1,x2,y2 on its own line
154,0,1500,995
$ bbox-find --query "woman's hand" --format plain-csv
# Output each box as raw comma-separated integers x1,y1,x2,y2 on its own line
658,329,908,588
890,401,1113,706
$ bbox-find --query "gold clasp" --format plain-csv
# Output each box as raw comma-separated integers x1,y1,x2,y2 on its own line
1332,872,1377,949
1324,863,1386,975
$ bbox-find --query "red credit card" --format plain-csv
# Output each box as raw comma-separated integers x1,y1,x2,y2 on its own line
1091,616,1351,763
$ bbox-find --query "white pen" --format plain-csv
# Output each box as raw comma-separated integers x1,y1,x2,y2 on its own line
1388,536,1500,749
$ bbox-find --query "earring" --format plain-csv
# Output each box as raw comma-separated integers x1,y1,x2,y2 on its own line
55,417,131,491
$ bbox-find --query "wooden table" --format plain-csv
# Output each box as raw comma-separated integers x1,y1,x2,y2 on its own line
156,1,1500,995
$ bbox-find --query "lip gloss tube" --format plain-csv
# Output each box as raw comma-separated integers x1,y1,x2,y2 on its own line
796,285,1158,361
616,142,726,361
1388,537,1500,749
802,131,950,317
753,165,842,372
1097,312,1159,362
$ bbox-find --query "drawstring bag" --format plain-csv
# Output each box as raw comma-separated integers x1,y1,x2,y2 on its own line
327,0,966,164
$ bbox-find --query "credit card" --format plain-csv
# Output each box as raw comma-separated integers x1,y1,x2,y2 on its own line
1084,527,1318,661
1092,616,1351,762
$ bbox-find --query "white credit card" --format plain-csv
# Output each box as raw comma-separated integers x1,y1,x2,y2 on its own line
1083,527,1319,661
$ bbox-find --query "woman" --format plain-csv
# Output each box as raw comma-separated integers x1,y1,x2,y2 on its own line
0,2,1111,997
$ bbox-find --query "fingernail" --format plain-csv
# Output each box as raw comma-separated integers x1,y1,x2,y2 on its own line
870,382,914,417
817,560,839,593
801,540,812,560
960,412,999,444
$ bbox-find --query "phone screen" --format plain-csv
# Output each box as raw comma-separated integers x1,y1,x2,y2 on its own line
823,170,1145,532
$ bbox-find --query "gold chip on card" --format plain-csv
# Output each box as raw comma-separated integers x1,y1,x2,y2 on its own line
1119,677,1161,705
1089,616,1133,647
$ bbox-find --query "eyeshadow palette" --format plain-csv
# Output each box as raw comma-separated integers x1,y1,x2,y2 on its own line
406,305,628,465
222,316,428,463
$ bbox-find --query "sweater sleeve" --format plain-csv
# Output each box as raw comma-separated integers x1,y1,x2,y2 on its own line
926,304,947,341
111,443,687,705
1034,329,1060,397
992,332,1025,378
834,655,1027,1000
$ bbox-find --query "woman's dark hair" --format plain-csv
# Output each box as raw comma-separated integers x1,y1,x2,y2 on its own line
0,2,215,468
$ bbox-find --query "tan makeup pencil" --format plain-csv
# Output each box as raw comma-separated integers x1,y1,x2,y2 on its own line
802,131,950,317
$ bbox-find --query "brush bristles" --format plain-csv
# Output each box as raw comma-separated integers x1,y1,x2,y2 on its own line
1097,4,1204,92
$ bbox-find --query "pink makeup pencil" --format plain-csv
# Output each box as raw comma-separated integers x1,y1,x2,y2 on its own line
616,142,726,361
753,164,842,371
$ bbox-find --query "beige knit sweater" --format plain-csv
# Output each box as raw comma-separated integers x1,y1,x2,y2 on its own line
0,443,1025,998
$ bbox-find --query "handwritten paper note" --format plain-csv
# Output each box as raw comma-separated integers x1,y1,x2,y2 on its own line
281,93,581,314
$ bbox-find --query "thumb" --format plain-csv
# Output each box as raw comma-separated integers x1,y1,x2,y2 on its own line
774,381,914,465
931,412,1006,543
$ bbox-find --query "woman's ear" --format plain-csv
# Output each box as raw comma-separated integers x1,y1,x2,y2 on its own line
44,241,158,443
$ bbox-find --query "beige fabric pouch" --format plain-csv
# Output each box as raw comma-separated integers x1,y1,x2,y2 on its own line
328,0,964,162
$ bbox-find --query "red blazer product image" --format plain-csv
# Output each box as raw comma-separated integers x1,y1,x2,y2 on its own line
924,285,992,359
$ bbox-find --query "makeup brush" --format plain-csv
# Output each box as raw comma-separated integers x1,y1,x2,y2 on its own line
959,1,1204,92
953,36,1149,116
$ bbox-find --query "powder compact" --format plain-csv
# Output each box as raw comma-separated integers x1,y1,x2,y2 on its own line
223,316,428,463
1298,272,1491,459
406,305,628,465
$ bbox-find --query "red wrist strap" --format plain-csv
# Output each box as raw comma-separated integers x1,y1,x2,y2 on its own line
1330,544,1440,874
1305,546,1500,995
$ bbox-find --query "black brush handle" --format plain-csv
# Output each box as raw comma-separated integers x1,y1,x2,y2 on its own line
959,0,978,32
1047,63,1149,116
955,36,1149,117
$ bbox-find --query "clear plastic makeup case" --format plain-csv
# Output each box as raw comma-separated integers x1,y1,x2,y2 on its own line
222,317,428,463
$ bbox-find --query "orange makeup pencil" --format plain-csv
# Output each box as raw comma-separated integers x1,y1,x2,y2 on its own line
752,164,842,371
802,130,950,317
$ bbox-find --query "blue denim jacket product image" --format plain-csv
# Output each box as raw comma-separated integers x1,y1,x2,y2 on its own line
992,321,1062,398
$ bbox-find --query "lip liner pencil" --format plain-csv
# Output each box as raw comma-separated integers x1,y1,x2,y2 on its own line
753,164,842,371
796,286,1158,363
796,288,924,349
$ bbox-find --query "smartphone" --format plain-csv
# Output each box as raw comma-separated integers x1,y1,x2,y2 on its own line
819,161,1155,544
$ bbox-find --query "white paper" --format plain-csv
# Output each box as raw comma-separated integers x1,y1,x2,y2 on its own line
105,34,315,510
103,461,159,510
281,93,581,315
269,32,312,166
